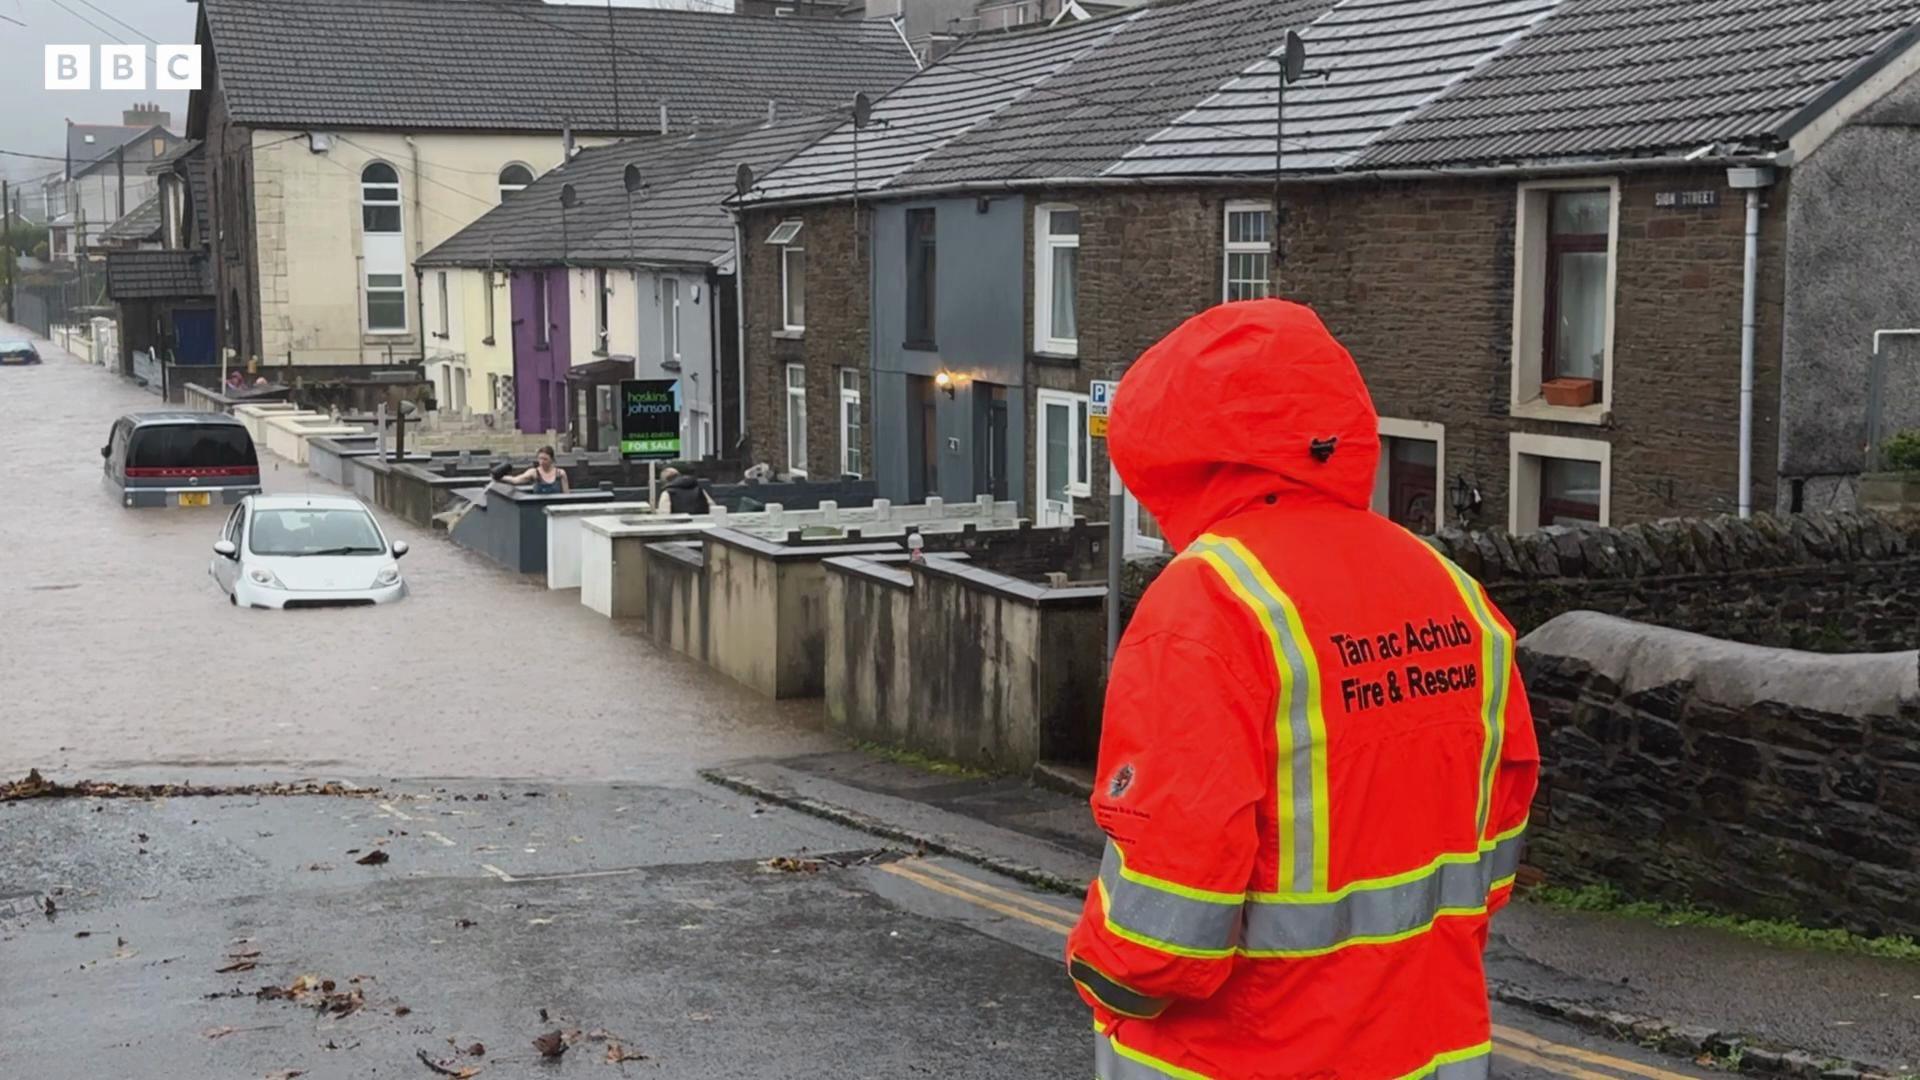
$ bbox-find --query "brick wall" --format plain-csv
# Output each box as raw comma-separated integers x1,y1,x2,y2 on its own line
740,204,871,480
1021,167,1786,527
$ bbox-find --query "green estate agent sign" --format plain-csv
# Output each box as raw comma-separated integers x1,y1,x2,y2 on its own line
619,379,682,458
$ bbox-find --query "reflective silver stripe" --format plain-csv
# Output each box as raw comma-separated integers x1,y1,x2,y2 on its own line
1096,1033,1209,1080
1241,831,1525,956
1097,1034,1491,1080
1435,555,1510,838
1428,1046,1493,1080
1099,842,1243,955
1187,537,1321,894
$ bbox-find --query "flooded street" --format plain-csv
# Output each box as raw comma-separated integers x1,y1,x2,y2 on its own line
0,332,827,784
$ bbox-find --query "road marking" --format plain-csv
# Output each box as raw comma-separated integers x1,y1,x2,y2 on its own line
877,858,1700,1080
422,830,457,847
1494,1025,1700,1080
479,863,515,883
508,867,649,884
911,860,1083,923
378,803,414,822
879,862,1078,936
1491,1039,1635,1080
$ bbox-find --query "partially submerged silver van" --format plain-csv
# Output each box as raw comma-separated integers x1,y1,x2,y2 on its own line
103,411,262,508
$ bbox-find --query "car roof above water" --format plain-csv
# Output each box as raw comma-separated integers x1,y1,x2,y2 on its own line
250,494,370,513
118,410,249,428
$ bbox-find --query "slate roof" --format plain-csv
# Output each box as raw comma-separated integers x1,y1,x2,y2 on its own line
418,114,843,269
747,0,1920,200
101,195,164,244
1360,0,1920,168
1112,0,1557,175
105,250,213,300
67,125,151,171
198,0,919,134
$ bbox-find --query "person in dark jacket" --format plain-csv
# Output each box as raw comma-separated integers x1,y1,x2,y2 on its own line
658,468,715,514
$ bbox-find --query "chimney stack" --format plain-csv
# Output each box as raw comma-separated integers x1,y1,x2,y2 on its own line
122,101,172,129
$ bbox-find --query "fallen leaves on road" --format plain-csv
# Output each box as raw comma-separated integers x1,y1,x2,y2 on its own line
41,896,56,919
605,1042,648,1063
454,918,477,929
73,931,90,939
532,1031,569,1059
761,856,823,874
416,1048,481,1078
395,1005,412,1017
255,975,365,1018
0,769,380,803
355,850,390,866
203,1026,238,1040
215,958,258,974
264,1070,305,1080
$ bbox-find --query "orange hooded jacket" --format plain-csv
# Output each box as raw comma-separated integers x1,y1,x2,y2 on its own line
1066,300,1539,1080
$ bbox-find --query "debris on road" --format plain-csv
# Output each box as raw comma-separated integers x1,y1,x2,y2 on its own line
605,1042,648,1063
0,769,379,803
204,1026,238,1040
761,856,823,874
264,1070,305,1080
355,850,391,866
215,958,259,974
41,895,56,920
532,1030,570,1058
416,1048,481,1077
255,975,365,1018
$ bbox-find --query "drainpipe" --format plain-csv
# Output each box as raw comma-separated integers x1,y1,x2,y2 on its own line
730,207,748,455
1729,166,1775,518
407,135,424,370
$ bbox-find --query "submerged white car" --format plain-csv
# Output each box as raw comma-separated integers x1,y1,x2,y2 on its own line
210,494,409,609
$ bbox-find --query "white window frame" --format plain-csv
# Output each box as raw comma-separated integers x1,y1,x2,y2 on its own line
498,162,533,201
435,270,449,338
1510,177,1620,425
839,368,862,479
767,220,805,334
1036,388,1091,526
595,267,610,353
782,245,806,332
1124,491,1165,556
482,270,497,345
786,363,809,477
663,277,682,363
1373,417,1446,531
1223,199,1274,302
534,271,551,349
1509,432,1612,532
359,162,402,236
365,272,408,334
1033,204,1080,356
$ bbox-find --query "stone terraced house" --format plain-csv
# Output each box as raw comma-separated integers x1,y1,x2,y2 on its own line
734,0,1920,540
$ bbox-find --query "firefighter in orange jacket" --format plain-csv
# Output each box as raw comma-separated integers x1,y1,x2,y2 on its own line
1067,300,1540,1080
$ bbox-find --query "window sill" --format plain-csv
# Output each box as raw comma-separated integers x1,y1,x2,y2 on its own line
592,348,608,358
1029,351,1078,368
1511,397,1609,426
364,331,412,340
1035,345,1078,360
773,329,805,340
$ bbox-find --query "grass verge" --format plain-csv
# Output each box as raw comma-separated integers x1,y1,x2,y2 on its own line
1527,883,1920,963
850,741,993,779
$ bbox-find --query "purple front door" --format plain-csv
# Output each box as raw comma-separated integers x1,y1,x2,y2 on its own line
511,269,571,434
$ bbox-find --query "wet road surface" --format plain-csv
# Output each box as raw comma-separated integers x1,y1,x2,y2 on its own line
0,340,827,785
0,333,1720,1079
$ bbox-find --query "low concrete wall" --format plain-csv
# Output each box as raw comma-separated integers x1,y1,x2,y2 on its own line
645,542,709,661
580,517,709,618
262,414,363,466
1521,611,1920,937
824,555,1106,772
546,501,654,590
448,484,620,574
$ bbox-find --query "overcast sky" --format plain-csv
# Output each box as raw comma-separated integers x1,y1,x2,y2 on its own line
0,0,198,181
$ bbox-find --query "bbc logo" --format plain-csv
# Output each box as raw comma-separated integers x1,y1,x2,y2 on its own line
45,45,202,91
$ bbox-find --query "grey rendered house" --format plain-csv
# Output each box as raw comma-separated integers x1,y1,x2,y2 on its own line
740,0,1920,540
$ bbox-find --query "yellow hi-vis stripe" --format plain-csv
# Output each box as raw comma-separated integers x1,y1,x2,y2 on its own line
1180,533,1330,895
1420,546,1513,839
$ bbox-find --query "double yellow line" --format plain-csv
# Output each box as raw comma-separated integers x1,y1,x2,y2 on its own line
875,859,1700,1080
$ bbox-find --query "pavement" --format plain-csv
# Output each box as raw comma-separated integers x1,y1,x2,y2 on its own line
2,327,1914,1080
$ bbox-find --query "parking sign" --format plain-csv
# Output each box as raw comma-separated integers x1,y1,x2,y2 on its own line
1088,379,1117,438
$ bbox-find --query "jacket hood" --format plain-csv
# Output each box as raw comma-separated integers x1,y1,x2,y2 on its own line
666,474,702,490
1108,300,1380,550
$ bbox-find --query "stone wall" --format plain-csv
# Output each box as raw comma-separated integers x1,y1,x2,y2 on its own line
1123,511,1920,654
1520,611,1920,938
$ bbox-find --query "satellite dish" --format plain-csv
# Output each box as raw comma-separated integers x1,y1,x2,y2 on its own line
623,163,643,195
734,163,754,198
1282,30,1308,85
560,183,579,209
853,91,873,130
